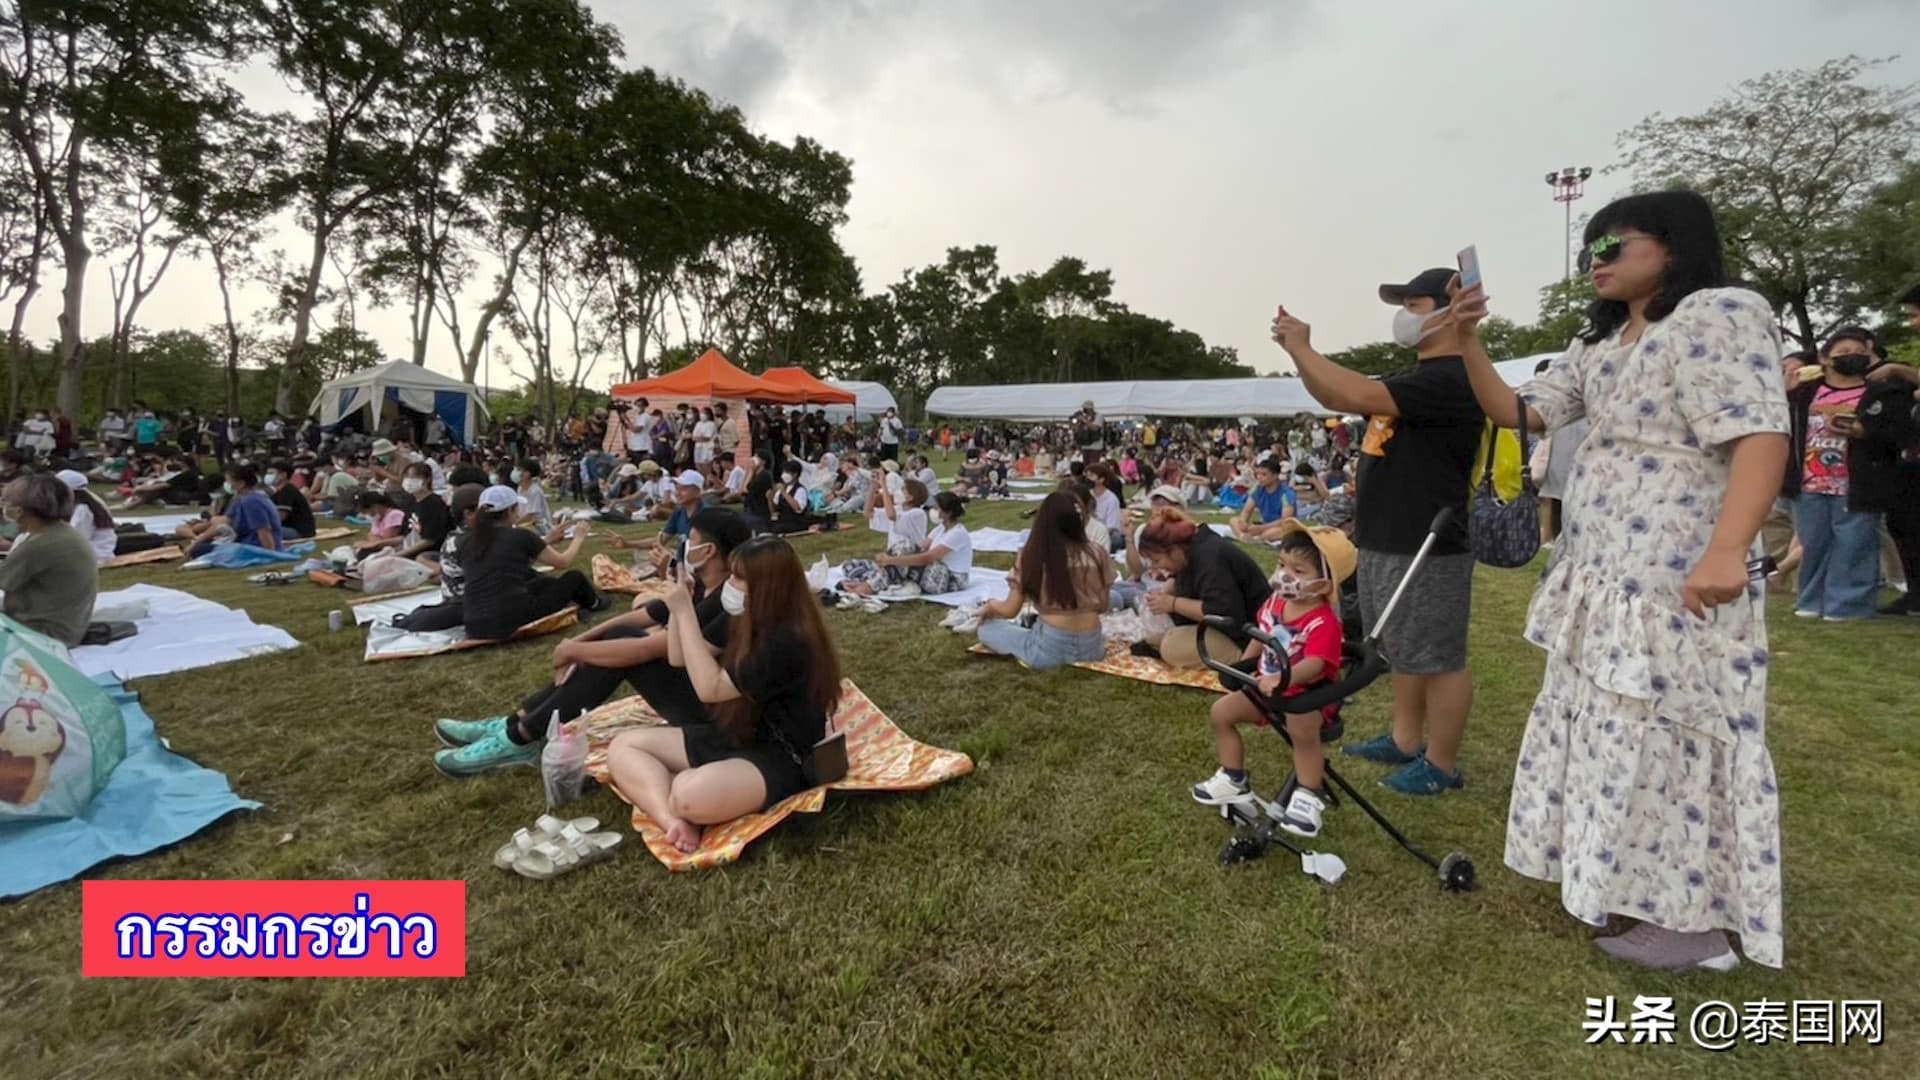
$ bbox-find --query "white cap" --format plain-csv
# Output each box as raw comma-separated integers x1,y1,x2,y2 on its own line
477,484,526,513
370,438,397,456
881,459,901,473
675,469,705,488
55,469,89,491
616,463,639,477
1147,484,1187,508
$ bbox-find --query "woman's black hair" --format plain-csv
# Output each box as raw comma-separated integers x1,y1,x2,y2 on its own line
1898,281,1920,308
1019,490,1092,610
464,507,508,561
72,483,115,532
225,461,260,488
358,489,393,511
1821,326,1876,356
933,491,964,521
1578,190,1727,345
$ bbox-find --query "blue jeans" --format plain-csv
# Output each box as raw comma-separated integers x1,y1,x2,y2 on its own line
976,619,1106,670
1795,492,1881,619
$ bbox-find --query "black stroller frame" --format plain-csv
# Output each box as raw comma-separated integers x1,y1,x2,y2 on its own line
1198,508,1477,892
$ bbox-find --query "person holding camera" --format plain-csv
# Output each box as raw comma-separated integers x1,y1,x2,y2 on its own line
1783,328,1890,621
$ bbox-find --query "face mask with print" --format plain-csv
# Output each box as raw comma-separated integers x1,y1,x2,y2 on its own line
1830,353,1872,378
720,581,748,616
402,478,425,495
1391,305,1449,348
1270,569,1325,600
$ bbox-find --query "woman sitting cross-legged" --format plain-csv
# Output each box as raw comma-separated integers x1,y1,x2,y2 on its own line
433,509,753,777
840,490,971,599
973,490,1113,668
768,458,836,534
457,484,606,643
602,536,845,853
836,476,928,593
1132,508,1272,669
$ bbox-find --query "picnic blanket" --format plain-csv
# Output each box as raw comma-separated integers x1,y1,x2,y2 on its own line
127,512,200,536
0,673,259,899
71,584,299,680
182,540,315,570
363,606,577,662
590,553,673,597
349,586,445,626
582,681,973,871
824,566,1010,608
971,527,1030,553
104,545,184,569
308,526,356,543
1071,638,1227,692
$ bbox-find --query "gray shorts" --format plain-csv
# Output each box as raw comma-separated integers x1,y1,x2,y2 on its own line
1357,548,1473,675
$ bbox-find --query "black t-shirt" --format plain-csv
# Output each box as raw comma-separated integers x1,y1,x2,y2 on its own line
408,493,453,547
1173,528,1273,646
271,484,316,538
745,470,774,517
1353,357,1484,555
458,528,546,638
727,626,825,753
642,580,733,649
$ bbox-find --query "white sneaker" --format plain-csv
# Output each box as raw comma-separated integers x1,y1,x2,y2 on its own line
879,582,922,599
1273,786,1327,838
1191,768,1252,807
951,615,981,633
860,597,888,614
1793,609,1820,619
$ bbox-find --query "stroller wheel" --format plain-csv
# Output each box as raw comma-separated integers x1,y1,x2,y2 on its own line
1220,834,1267,866
1438,851,1477,893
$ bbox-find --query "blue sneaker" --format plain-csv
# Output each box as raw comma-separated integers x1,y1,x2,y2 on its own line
434,715,510,748
433,731,542,778
1380,755,1463,795
1341,732,1422,765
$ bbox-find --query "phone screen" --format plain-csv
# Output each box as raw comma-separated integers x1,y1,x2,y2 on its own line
1457,245,1482,290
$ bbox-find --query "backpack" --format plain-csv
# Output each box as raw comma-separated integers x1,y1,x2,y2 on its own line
1468,393,1541,569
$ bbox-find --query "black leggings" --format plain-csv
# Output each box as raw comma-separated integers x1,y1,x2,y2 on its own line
468,570,598,640
506,625,709,743
1886,497,1920,603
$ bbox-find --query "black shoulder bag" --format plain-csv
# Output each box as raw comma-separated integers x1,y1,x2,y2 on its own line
1468,393,1542,569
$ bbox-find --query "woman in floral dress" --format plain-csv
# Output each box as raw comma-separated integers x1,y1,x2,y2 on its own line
1452,191,1791,970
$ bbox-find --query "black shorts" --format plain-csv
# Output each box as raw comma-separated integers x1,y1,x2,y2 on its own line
681,722,808,808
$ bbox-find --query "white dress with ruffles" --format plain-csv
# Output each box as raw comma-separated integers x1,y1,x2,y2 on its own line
1505,287,1789,968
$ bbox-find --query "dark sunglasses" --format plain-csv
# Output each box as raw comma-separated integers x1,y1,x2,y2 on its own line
1577,232,1657,274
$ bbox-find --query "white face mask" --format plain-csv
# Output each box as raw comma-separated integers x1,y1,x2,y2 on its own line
263,472,282,488
684,541,714,571
402,478,425,495
1392,305,1448,348
511,469,525,484
720,580,748,616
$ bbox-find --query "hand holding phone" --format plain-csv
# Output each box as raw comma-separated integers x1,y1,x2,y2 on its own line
1456,245,1482,291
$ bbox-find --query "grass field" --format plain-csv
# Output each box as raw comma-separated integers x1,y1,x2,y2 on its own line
2,481,1916,1078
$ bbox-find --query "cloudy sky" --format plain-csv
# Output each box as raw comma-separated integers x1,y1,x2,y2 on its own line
27,0,1920,390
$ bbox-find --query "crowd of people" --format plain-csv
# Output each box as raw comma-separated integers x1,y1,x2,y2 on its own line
7,187,1917,977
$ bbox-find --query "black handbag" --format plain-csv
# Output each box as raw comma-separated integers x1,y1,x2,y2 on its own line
1468,393,1542,569
766,721,848,788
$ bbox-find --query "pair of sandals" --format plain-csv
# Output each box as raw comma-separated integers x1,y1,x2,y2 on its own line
492,814,624,880
939,603,984,633
833,590,889,614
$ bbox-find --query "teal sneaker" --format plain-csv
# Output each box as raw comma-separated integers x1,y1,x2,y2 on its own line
1380,755,1463,795
433,731,542,778
1341,732,1422,765
434,715,510,748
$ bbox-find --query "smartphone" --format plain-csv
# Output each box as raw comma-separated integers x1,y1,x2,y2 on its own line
1456,245,1482,290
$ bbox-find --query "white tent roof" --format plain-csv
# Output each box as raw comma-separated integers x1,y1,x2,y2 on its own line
923,354,1559,420
309,360,491,443
821,380,898,422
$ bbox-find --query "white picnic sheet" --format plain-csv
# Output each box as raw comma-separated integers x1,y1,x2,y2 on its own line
364,622,472,660
970,527,1030,553
71,584,299,680
824,566,1009,608
1209,523,1235,537
351,587,447,627
1009,479,1052,488
125,512,200,536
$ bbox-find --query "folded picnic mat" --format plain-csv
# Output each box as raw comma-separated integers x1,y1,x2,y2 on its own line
582,681,973,871
363,607,578,662
104,545,184,569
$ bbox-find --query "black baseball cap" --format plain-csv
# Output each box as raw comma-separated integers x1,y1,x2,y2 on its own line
1378,267,1456,305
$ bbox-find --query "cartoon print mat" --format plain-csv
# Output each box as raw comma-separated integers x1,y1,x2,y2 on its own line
591,553,673,597
582,681,973,871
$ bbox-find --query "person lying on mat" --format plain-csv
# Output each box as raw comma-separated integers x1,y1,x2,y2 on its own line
264,460,317,540
974,490,1112,668
432,509,754,776
603,535,845,853
1132,508,1271,669
457,484,605,642
1228,456,1298,542
1192,522,1353,839
841,489,970,598
0,474,98,644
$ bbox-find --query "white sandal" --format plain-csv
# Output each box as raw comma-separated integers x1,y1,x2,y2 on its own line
492,815,600,870
509,824,623,880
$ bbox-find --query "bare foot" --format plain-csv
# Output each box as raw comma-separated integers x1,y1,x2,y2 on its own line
662,817,703,853
844,581,875,596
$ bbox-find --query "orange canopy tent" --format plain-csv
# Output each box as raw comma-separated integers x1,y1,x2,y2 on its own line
608,349,804,405
759,367,856,405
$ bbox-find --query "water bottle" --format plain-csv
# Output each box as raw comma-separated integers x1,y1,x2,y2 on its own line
540,711,588,807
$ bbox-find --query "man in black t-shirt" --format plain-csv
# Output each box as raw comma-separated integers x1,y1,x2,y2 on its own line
265,460,317,538
1271,265,1483,797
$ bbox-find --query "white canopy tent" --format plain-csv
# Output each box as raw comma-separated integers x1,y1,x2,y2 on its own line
923,355,1559,420
309,360,491,445
821,380,898,422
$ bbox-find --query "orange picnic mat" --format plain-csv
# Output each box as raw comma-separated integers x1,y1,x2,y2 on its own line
105,545,185,568
309,526,356,542
582,681,974,871
364,606,578,662
970,637,1227,692
591,553,668,596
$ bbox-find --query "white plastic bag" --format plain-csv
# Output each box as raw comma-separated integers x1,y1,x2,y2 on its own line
806,555,830,592
1136,579,1176,639
540,712,588,807
360,553,431,595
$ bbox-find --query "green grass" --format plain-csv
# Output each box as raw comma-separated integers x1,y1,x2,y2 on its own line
1,486,1916,1078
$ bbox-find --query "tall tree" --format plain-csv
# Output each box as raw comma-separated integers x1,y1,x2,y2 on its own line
98,155,186,410
0,130,50,418
1615,55,1919,349
0,0,248,414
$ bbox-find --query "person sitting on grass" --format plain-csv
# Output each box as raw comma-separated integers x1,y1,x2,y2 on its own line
454,484,604,646
351,488,410,561
952,448,990,499
116,452,206,510
1133,508,1271,669
837,477,930,595
769,458,836,534
840,487,971,598
394,484,481,634
0,474,98,645
602,536,845,853
389,461,453,565
513,457,552,533
264,460,317,540
1191,522,1352,838
974,490,1112,668
54,469,118,565
1229,456,1298,542
821,453,869,515
432,510,754,776
179,461,284,558
909,454,939,505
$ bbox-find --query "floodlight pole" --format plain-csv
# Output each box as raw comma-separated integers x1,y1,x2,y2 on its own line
1545,166,1593,279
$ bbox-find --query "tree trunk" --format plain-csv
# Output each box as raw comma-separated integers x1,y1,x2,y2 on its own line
54,206,88,417
1789,296,1815,354
279,221,333,415
464,229,533,383
213,244,243,414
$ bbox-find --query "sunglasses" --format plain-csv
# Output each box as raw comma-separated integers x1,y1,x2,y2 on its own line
1577,233,1661,274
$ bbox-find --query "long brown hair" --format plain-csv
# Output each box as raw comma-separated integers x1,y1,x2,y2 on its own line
1018,490,1091,610
714,536,843,743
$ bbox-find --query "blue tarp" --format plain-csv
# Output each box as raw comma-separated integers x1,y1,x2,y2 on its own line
0,674,259,900
192,540,315,569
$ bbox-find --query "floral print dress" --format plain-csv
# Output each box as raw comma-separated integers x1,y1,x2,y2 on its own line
1506,287,1789,968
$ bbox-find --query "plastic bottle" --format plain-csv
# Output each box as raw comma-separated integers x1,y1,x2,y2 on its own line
540,711,588,807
